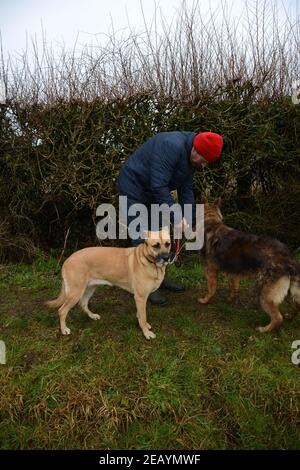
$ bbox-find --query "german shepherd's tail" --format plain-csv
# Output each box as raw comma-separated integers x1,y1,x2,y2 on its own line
44,280,66,309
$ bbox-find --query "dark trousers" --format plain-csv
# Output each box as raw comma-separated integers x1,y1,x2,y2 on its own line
118,175,171,247
119,191,160,246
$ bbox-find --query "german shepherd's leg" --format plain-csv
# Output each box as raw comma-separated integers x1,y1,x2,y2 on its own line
79,286,101,320
228,275,240,302
134,293,156,340
198,264,218,304
257,276,290,333
284,297,300,320
286,301,300,319
285,277,300,320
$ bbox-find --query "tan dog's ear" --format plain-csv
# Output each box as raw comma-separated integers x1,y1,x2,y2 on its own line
161,226,170,236
214,197,222,207
142,230,149,241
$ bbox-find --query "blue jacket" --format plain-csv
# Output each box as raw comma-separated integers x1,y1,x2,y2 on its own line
118,131,197,223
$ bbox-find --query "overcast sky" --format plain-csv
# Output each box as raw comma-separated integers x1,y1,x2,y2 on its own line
0,0,299,61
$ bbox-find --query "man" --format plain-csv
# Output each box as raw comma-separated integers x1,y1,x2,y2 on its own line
117,131,224,305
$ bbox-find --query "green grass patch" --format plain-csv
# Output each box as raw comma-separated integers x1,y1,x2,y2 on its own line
0,255,300,449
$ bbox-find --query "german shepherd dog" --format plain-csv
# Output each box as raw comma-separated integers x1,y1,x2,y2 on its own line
198,198,300,332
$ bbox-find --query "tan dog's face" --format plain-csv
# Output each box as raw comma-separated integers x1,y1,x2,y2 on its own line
144,228,171,265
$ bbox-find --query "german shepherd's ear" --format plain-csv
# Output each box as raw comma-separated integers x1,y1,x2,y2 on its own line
214,197,222,207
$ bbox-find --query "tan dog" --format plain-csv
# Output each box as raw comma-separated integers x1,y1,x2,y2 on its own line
45,229,171,340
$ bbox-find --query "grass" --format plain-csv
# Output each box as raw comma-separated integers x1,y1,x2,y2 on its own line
0,253,300,450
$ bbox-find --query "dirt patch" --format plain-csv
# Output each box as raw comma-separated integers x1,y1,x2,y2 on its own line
20,350,41,371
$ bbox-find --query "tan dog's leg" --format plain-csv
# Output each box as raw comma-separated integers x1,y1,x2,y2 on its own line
134,293,156,340
228,275,240,301
45,280,66,309
57,272,88,335
198,265,218,304
79,286,101,320
257,276,289,332
58,292,84,335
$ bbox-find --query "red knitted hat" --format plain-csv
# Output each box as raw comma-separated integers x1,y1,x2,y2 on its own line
193,132,224,162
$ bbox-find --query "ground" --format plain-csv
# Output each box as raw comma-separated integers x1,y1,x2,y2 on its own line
0,253,300,449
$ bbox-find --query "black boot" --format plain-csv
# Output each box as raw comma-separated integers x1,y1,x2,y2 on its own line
148,289,168,305
161,276,185,292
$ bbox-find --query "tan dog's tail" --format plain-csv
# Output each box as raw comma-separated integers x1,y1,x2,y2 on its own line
45,280,66,309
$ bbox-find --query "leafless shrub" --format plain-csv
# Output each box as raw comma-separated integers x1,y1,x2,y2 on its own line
0,0,299,260
1,0,298,103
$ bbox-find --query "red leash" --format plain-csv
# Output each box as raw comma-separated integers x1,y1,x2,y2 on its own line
169,238,183,265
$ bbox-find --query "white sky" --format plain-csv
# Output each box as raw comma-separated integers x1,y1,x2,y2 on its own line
0,0,299,60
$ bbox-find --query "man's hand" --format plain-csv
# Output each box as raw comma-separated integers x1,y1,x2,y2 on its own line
187,225,197,240
174,217,189,239
174,217,189,231
175,221,197,240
